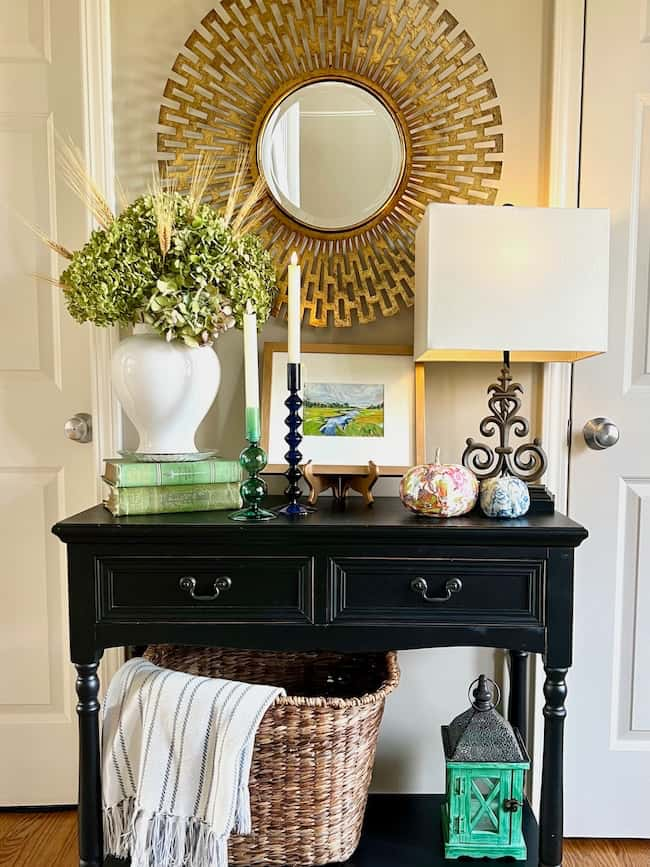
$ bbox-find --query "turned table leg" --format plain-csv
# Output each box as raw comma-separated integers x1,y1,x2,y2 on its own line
508,649,529,746
75,661,103,867
539,666,568,867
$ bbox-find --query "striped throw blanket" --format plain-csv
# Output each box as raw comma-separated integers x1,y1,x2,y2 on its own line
102,657,285,867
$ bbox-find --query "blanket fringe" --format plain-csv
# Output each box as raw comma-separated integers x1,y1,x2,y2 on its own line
104,801,228,867
103,798,134,860
234,780,252,835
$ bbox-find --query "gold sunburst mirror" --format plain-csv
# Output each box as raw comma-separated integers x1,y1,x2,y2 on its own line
158,0,504,328
255,75,408,234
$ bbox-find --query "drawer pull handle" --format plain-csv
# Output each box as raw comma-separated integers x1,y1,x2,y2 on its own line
410,576,463,603
178,575,232,601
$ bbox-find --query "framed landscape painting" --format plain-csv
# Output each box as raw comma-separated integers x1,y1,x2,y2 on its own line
261,343,418,474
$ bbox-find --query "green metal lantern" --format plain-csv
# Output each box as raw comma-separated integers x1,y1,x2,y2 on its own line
441,675,530,861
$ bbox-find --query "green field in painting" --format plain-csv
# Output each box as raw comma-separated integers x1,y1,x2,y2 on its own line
303,405,384,437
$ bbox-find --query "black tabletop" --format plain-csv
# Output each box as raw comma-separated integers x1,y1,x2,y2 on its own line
52,496,588,547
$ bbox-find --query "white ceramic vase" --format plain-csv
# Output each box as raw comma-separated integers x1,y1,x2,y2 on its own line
111,324,221,455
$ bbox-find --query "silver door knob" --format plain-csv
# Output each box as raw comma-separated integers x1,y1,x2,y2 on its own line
64,413,92,443
583,417,619,450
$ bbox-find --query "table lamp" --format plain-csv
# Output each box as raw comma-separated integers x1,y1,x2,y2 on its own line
414,203,610,510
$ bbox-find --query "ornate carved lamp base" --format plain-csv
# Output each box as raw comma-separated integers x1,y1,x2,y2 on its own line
462,351,549,496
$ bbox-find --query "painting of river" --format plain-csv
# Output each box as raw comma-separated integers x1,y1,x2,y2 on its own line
303,383,384,437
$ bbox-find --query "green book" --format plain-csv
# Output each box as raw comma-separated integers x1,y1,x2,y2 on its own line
103,458,243,488
104,482,242,517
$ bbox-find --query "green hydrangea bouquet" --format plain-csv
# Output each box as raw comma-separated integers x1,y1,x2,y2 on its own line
35,142,276,346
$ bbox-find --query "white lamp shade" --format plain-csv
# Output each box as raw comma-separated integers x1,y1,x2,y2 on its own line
414,204,610,362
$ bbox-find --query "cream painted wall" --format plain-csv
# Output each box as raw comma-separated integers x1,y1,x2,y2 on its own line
110,0,552,793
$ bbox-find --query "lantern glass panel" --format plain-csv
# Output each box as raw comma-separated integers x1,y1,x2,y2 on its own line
470,776,502,833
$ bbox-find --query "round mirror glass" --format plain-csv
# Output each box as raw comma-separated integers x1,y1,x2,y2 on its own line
259,80,405,231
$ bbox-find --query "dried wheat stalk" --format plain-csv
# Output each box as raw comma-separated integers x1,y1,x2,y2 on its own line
57,135,114,230
188,152,219,217
115,176,131,212
222,147,249,228
231,176,269,237
149,168,177,258
234,197,274,238
21,217,73,260
32,272,68,290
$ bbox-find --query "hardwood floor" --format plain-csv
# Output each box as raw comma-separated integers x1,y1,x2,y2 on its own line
1,810,649,866
564,838,650,867
0,811,77,867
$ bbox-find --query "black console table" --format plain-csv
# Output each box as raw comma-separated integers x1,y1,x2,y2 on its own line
53,496,587,867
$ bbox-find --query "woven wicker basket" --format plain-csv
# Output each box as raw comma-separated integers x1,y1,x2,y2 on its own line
143,645,399,866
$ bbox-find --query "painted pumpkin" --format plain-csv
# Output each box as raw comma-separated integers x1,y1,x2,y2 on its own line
400,450,478,518
480,475,530,518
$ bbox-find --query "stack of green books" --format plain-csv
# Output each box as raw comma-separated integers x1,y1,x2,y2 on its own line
103,458,243,516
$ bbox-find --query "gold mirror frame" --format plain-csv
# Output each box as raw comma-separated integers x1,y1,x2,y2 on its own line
158,0,504,328
251,72,411,238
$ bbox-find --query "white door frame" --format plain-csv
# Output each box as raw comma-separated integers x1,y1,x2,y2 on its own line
492,0,585,807
80,0,123,685
532,0,587,806
79,0,587,781
541,0,586,509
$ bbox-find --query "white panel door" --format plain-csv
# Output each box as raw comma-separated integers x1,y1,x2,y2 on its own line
0,0,98,805
566,0,650,836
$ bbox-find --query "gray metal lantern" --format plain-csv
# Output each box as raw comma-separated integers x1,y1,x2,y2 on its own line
441,675,530,861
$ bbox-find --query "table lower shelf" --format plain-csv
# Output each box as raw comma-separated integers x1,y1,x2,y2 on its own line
104,793,539,867
352,794,538,866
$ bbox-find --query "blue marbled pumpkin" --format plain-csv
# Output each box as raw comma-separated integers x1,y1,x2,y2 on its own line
480,476,530,518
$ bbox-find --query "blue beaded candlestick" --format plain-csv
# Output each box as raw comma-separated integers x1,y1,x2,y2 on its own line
277,362,312,517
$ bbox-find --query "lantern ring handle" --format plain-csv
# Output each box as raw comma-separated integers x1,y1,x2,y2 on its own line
468,676,501,711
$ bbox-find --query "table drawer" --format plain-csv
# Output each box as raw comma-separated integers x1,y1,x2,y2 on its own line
97,555,315,624
327,557,543,625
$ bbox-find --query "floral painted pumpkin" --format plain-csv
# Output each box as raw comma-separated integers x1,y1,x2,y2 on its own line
400,450,479,518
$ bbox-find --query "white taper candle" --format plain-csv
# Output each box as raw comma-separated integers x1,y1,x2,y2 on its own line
243,300,259,410
287,251,301,364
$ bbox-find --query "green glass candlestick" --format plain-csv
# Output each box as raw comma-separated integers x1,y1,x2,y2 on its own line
229,440,276,522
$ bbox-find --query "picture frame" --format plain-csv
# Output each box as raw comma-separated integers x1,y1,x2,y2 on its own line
261,343,424,475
